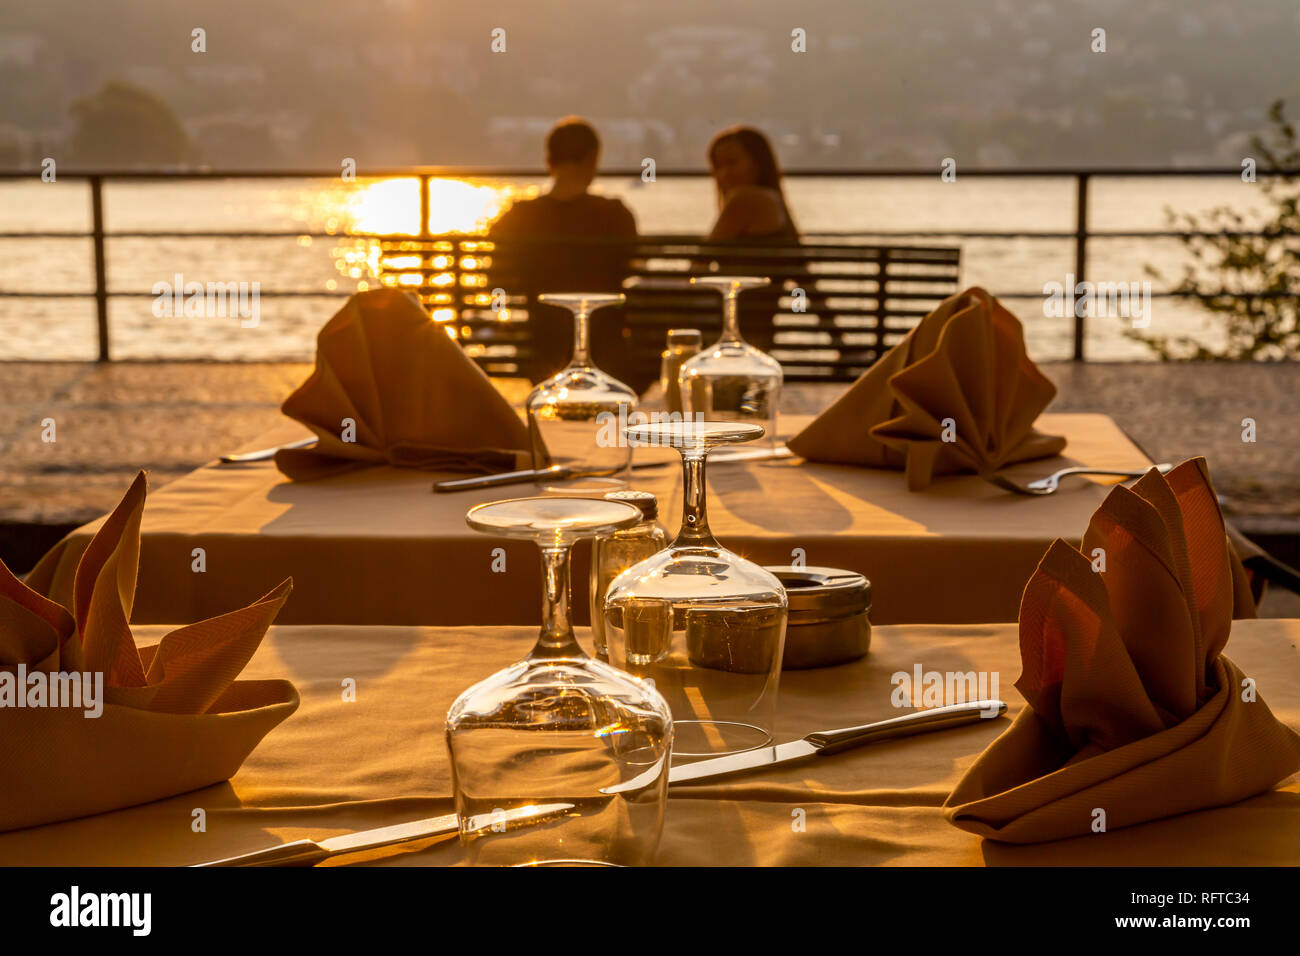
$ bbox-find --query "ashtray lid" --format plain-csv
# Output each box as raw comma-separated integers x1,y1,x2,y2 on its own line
604,489,657,521
765,565,871,622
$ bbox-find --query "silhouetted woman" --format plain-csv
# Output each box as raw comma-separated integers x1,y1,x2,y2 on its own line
706,126,799,241
704,127,797,352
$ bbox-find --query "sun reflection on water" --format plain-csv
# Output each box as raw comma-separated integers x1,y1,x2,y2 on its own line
323,177,532,306
345,177,520,236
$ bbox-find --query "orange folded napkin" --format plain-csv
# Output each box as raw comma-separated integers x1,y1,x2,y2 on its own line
1,473,296,832
787,287,1066,489
276,289,533,480
943,458,1300,843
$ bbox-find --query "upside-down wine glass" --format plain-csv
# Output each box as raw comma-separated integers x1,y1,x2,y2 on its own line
525,293,637,491
446,496,673,867
602,420,787,759
679,276,782,454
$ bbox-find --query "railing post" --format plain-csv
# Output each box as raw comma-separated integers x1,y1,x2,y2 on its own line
1072,172,1089,362
418,173,431,239
419,173,432,316
874,249,890,358
89,174,110,362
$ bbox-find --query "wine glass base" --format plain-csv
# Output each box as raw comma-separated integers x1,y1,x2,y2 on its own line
538,475,627,494
512,859,624,867
707,444,780,463
670,719,772,759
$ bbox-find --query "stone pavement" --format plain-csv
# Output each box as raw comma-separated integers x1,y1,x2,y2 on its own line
2,360,1297,613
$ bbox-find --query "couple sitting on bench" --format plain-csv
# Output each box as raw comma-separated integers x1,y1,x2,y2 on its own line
489,117,798,384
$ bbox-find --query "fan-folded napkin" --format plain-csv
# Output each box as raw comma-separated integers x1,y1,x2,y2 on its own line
1,473,296,831
942,458,1300,843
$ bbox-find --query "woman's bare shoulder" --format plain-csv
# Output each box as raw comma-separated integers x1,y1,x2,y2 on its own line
723,184,783,209
710,185,787,240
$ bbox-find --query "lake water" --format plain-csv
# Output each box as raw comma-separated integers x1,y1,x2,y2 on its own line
0,174,1275,362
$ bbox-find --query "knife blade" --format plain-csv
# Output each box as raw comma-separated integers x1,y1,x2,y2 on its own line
431,445,791,492
666,699,1006,787
432,459,669,492
219,437,316,464
702,444,793,464
190,802,575,867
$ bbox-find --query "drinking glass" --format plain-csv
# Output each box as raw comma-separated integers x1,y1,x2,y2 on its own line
602,421,788,759
446,496,673,867
660,328,702,414
589,490,668,661
679,277,782,452
526,293,637,491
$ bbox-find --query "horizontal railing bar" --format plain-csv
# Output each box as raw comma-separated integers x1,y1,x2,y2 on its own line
0,167,1297,180
4,229,1294,241
5,289,1288,300
0,290,354,298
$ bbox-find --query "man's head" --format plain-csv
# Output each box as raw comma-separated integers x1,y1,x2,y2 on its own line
546,117,600,186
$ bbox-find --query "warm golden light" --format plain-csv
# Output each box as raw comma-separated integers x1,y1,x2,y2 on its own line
346,178,422,235
324,177,530,307
426,179,512,234
333,177,522,237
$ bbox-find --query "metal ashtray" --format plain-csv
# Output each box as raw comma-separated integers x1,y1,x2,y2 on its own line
765,566,872,670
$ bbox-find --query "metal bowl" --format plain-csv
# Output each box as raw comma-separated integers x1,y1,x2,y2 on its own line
766,566,872,670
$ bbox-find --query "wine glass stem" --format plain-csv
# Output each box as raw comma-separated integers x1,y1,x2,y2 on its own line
534,544,582,657
674,451,715,547
570,307,591,367
720,288,741,344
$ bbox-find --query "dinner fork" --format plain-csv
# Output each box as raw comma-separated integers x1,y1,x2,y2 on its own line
985,462,1173,496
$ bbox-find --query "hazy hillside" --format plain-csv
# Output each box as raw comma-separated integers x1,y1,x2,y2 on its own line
2,0,1298,169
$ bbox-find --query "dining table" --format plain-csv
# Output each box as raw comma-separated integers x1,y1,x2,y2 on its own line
24,383,1160,628
2,617,1297,866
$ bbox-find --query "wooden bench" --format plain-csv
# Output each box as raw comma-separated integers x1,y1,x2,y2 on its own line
372,234,961,389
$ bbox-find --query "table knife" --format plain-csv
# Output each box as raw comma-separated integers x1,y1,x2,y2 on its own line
192,703,1003,865
433,460,668,492
190,802,574,867
666,699,1006,787
432,446,792,492
219,437,316,464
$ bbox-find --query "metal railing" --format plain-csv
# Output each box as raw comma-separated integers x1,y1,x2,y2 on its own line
0,166,1296,362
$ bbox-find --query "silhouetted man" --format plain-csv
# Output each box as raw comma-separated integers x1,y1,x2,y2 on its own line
489,117,638,384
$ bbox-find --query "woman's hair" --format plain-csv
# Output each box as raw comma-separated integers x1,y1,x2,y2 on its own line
707,125,797,233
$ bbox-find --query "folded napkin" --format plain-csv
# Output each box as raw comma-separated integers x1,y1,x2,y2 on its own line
1,473,296,831
276,289,533,480
943,458,1300,843
787,287,1066,489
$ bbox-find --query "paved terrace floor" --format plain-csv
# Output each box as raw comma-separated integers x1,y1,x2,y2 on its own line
1,360,1297,613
